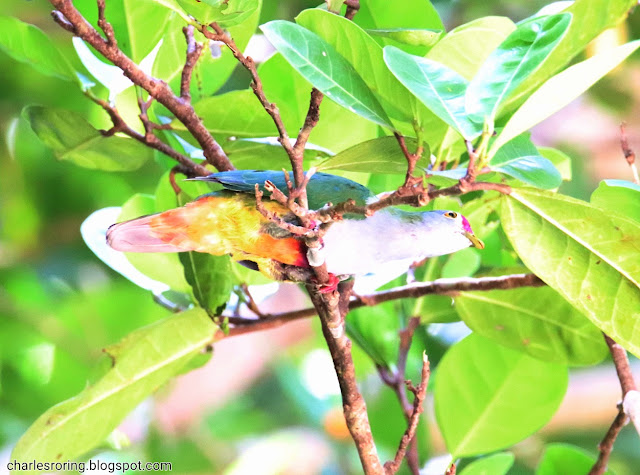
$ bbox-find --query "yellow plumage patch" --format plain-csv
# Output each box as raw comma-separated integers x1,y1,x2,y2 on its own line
148,194,307,270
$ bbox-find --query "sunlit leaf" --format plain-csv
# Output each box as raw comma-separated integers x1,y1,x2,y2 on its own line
500,189,640,357
318,136,429,174
435,334,568,457
296,9,415,123
261,21,393,129
535,443,611,475
466,13,571,124
0,16,74,81
354,0,443,56
503,0,638,112
459,452,515,475
492,39,640,154
11,308,217,464
591,179,640,222
456,286,607,365
427,16,516,79
538,147,572,182
23,106,151,171
176,0,259,26
367,28,442,48
383,46,480,139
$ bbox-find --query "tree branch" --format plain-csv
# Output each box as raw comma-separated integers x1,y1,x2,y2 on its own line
180,25,203,102
384,353,430,474
85,93,210,176
620,122,640,184
49,0,234,172
590,334,640,474
307,280,384,474
224,273,546,333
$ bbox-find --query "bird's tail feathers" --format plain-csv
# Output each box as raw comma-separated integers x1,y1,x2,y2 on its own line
106,213,197,253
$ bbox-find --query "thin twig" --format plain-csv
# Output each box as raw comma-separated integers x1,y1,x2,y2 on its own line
85,92,210,176
181,25,204,102
224,273,546,332
377,316,421,474
620,123,639,184
384,353,430,474
49,0,234,172
589,334,640,475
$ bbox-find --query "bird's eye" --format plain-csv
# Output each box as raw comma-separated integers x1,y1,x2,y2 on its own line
444,211,458,219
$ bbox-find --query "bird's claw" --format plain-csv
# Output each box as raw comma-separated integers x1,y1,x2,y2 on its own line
317,273,340,294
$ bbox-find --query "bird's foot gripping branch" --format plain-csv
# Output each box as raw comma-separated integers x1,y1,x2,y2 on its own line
5,0,640,474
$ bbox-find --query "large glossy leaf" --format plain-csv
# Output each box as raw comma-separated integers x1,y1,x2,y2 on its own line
466,14,571,124
492,39,640,154
536,443,611,475
456,286,607,365
459,452,515,475
354,0,443,56
119,194,191,293
591,179,640,223
261,21,393,129
503,0,638,112
367,28,442,48
427,16,516,80
296,9,415,123
23,106,151,171
384,46,479,139
0,16,74,81
346,302,400,368
318,136,430,174
173,89,278,136
435,334,568,457
538,147,572,182
258,53,378,154
101,0,172,61
500,189,640,357
11,308,216,465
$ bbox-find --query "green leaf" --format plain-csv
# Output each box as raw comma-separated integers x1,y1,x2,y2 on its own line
538,147,572,182
466,13,571,124
459,452,515,475
11,308,216,465
0,16,74,81
591,179,640,222
296,9,415,124
441,248,481,278
383,46,480,139
23,106,151,171
102,0,173,62
500,189,640,357
455,286,608,365
260,21,393,129
179,251,232,316
175,0,259,26
535,443,611,475
427,16,516,80
367,28,442,48
490,134,562,189
503,0,638,112
435,333,568,457
354,0,444,56
174,89,278,136
317,136,430,174
258,52,378,153
223,137,330,170
492,40,640,154
144,0,192,22
346,302,400,368
118,194,191,293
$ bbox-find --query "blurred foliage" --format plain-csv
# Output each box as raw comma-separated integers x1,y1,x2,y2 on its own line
1,0,640,474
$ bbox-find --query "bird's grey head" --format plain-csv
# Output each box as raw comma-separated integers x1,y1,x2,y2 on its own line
422,210,485,255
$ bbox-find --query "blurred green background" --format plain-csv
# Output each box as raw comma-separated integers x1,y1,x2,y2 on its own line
1,1,640,474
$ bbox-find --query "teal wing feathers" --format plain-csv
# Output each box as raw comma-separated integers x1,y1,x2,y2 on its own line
196,170,374,210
